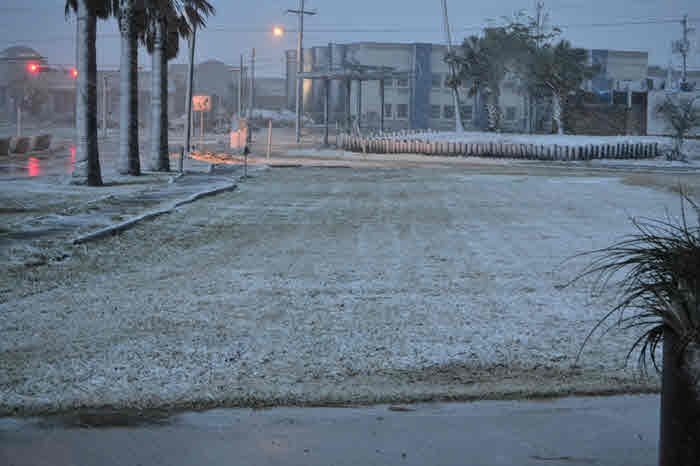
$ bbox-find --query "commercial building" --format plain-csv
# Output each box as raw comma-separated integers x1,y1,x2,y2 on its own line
1,46,286,130
285,42,650,133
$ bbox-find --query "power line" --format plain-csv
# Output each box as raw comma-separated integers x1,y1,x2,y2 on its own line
2,16,699,46
5,18,700,50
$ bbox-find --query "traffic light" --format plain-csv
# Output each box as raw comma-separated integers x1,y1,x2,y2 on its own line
26,62,55,74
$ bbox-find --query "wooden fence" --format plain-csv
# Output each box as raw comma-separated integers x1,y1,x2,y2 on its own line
338,132,659,161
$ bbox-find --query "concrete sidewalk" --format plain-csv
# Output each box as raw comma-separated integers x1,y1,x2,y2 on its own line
0,156,244,267
0,395,658,466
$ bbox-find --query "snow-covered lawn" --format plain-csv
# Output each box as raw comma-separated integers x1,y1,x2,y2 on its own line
2,164,696,416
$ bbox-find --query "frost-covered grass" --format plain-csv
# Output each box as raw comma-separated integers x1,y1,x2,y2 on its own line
2,164,697,416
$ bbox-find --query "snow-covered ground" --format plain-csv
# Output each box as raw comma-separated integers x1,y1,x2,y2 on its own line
3,163,694,416
383,130,673,147
249,108,313,124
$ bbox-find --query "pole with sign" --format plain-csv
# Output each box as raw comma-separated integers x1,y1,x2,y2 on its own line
192,95,211,154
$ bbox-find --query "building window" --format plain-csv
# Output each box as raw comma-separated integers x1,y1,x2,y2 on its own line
432,73,442,89
396,103,408,119
505,106,516,121
444,105,455,119
430,104,441,119
384,103,393,119
396,77,409,88
460,105,472,121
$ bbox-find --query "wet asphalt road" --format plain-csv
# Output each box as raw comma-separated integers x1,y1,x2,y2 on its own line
0,138,122,179
0,395,658,466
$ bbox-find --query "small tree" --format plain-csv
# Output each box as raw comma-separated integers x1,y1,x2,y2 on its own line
656,95,700,162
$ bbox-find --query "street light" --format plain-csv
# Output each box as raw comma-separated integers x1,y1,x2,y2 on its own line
273,26,284,37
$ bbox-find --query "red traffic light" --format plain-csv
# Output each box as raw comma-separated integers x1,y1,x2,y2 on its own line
27,62,39,74
70,68,78,79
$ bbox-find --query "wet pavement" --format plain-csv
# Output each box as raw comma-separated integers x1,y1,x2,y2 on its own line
0,143,77,179
0,143,242,265
0,395,658,466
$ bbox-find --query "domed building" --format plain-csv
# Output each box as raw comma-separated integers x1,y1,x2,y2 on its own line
1,46,79,125
0,46,46,120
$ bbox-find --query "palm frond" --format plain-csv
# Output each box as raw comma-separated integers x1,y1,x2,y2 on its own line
567,188,700,372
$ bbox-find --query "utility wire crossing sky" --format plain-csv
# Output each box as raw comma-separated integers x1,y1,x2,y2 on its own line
0,1,698,76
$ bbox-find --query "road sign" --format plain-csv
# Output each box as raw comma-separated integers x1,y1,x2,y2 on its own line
192,95,211,112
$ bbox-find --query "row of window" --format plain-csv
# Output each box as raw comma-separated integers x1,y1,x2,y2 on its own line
381,104,518,121
384,74,522,90
384,77,410,88
383,103,409,119
383,75,466,89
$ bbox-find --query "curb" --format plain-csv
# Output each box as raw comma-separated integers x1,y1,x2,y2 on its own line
71,183,237,245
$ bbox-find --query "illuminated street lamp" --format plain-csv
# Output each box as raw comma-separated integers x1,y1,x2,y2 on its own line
273,26,284,37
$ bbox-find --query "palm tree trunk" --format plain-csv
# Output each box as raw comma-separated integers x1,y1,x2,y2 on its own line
472,87,481,130
150,13,169,171
71,0,102,186
118,0,140,175
659,328,700,466
552,92,564,135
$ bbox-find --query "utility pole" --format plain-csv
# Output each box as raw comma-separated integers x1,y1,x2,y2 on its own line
530,0,545,133
287,0,317,143
102,75,108,138
238,55,243,118
74,16,78,142
534,1,543,48
248,48,255,119
679,14,694,90
441,0,464,132
239,54,244,156
182,21,197,174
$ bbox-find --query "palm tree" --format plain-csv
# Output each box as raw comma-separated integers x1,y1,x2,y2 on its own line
65,0,116,186
530,40,595,135
144,2,183,171
142,0,214,172
116,0,142,176
457,36,489,130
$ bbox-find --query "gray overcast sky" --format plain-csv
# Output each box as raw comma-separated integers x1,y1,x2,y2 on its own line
1,0,699,77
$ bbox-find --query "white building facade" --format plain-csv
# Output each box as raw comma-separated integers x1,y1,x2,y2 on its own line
286,42,650,133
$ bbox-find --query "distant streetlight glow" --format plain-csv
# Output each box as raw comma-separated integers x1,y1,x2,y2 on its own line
273,26,284,37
